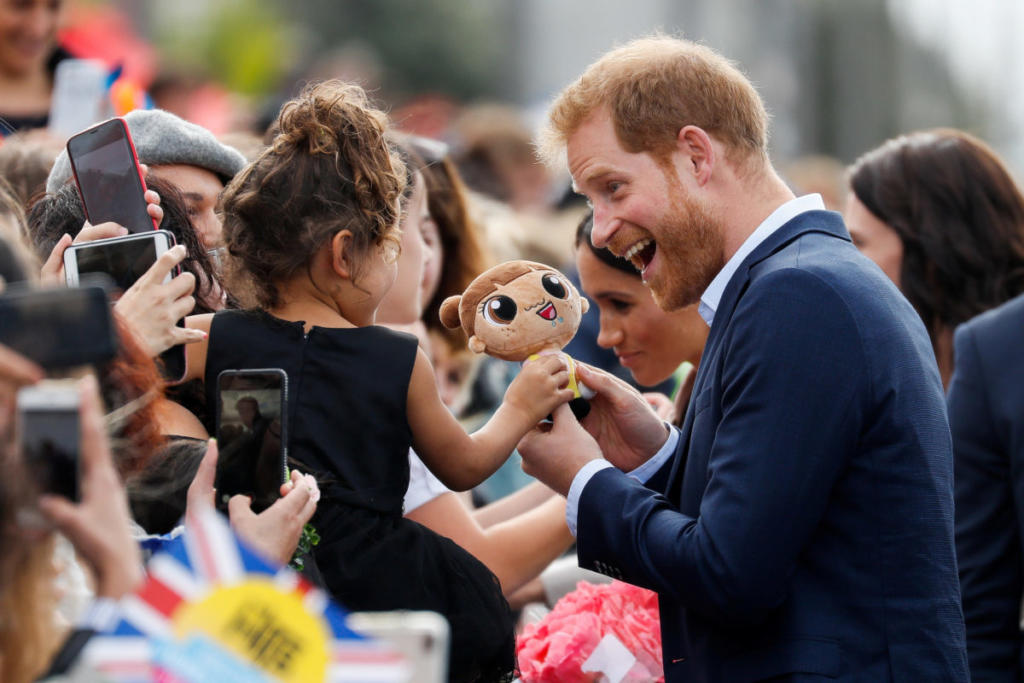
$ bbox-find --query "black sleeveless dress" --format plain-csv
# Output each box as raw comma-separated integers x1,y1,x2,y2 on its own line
206,310,515,682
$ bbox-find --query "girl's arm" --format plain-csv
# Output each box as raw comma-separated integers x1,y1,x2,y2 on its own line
405,490,573,597
182,313,213,383
407,347,574,491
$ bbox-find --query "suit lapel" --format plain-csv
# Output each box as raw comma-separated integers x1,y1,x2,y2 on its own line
661,210,849,503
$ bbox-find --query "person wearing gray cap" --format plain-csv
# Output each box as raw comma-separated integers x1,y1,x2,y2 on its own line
47,109,247,248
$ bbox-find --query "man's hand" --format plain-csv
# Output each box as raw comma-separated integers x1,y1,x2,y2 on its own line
0,344,42,445
518,402,604,496
186,440,319,566
38,375,144,599
114,245,206,357
575,363,670,471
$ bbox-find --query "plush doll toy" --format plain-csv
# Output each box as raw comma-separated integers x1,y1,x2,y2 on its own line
439,260,595,419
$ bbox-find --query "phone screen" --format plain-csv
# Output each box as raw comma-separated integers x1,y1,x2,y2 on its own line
0,285,117,370
72,234,162,295
216,370,288,513
67,119,153,233
21,405,80,502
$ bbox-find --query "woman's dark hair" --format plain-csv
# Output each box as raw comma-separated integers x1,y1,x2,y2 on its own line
574,211,640,278
220,80,406,309
127,437,207,534
399,135,494,353
848,128,1024,342
24,176,219,313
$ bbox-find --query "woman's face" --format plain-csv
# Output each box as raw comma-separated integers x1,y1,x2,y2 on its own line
0,0,61,78
419,204,442,310
576,245,707,387
844,193,904,288
376,173,428,325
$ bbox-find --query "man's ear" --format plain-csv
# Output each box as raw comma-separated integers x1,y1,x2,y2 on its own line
676,125,716,186
468,335,487,354
330,230,355,278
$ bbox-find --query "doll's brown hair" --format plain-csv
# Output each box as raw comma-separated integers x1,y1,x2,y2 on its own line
220,80,406,308
439,260,551,337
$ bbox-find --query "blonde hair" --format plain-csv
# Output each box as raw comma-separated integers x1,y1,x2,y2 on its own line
0,457,60,683
539,35,769,168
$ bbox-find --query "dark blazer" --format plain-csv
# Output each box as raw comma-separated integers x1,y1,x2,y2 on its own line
576,211,969,682
948,293,1024,681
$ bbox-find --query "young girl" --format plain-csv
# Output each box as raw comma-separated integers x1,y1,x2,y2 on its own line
185,81,573,682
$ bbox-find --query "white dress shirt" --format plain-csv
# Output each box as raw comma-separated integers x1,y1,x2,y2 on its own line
565,194,826,535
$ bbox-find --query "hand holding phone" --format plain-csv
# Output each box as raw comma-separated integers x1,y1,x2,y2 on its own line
215,369,289,513
64,229,177,292
66,117,157,233
186,439,318,565
39,189,165,287
111,245,201,382
19,380,81,502
34,375,144,599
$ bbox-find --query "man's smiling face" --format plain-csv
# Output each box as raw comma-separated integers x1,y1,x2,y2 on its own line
568,109,725,311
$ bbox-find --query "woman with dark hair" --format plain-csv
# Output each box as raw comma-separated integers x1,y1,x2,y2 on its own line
0,0,67,136
574,212,707,424
26,175,222,314
846,129,1024,386
405,136,493,352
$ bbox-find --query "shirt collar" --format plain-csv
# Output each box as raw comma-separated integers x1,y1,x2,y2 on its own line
698,194,826,326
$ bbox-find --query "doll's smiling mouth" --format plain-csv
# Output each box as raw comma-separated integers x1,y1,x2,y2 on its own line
537,302,557,321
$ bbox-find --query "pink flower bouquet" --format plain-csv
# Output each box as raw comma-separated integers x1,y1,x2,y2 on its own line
517,581,664,682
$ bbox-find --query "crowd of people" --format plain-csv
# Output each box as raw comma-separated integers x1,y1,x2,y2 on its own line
3,8,1024,683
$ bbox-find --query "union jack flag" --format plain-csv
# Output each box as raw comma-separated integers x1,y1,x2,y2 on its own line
79,507,412,682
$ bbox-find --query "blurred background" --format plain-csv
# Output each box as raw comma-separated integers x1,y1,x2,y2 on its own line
41,0,1023,174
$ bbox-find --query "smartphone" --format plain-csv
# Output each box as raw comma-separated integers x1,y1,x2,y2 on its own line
63,229,176,293
215,369,289,513
48,58,111,139
66,117,157,233
18,381,81,502
0,284,117,370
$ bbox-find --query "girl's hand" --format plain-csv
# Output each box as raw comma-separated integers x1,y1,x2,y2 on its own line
504,354,575,426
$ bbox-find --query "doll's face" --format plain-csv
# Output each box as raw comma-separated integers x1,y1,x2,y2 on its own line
470,268,586,360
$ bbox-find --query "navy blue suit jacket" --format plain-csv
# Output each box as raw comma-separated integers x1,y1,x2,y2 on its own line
948,293,1024,681
576,211,969,682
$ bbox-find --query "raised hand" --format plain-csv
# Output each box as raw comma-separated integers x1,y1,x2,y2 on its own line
39,188,164,286
114,244,205,357
186,439,319,566
37,375,144,599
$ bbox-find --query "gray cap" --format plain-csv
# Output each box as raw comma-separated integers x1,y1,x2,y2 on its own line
46,109,248,194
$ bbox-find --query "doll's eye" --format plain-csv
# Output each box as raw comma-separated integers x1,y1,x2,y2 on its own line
541,273,568,299
483,295,517,325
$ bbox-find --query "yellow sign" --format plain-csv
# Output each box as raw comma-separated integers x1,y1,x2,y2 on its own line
173,579,329,682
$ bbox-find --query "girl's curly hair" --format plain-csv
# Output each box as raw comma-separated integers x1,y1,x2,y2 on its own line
220,80,406,309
